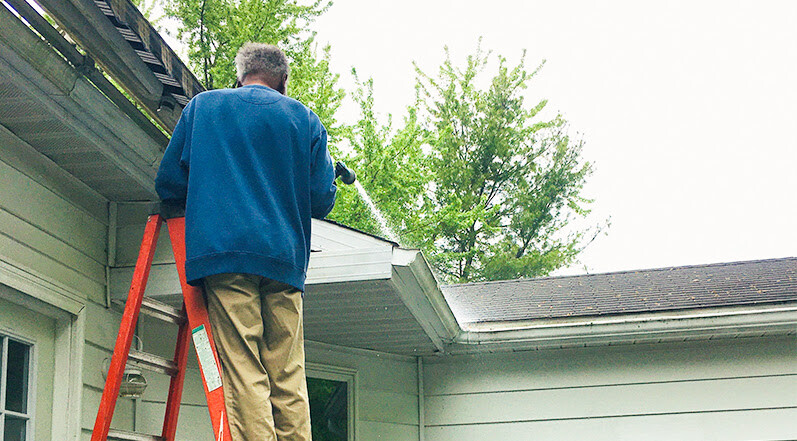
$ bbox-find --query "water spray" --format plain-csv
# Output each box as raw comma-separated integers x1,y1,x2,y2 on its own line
334,161,401,244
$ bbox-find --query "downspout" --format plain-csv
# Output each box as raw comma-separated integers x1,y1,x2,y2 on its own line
417,357,424,441
105,201,117,308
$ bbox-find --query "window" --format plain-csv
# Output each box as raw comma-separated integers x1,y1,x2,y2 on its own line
307,363,356,441
308,377,348,441
1,336,32,441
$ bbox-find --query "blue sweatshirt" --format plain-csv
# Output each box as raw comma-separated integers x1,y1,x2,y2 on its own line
155,85,337,291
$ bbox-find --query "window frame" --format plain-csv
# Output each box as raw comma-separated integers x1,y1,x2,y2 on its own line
0,333,36,441
306,363,358,441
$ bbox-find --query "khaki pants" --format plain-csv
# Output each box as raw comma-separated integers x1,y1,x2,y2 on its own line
204,273,311,441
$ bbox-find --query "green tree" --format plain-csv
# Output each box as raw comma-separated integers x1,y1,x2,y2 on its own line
413,43,598,282
164,0,344,140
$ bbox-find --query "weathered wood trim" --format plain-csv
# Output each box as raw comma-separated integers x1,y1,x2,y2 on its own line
31,0,182,129
102,0,203,101
2,0,169,145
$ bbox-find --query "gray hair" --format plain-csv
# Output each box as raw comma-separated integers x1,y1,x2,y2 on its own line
234,43,290,82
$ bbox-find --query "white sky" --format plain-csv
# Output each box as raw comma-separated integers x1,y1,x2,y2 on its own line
309,0,797,275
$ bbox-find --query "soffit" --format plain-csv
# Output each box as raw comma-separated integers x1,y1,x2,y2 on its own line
0,4,161,201
304,279,440,356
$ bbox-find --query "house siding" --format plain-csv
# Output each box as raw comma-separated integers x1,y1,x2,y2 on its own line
0,158,106,305
0,137,142,439
422,335,797,440
308,344,420,441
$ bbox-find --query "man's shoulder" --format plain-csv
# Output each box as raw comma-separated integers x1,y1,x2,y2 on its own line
192,88,236,102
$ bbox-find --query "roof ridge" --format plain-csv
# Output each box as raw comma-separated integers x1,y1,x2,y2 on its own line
441,256,797,289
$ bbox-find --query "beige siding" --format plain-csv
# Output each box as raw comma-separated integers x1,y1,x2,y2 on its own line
360,421,419,441
423,336,797,441
424,408,796,441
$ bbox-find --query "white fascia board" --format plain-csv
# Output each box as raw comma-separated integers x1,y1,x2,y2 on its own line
452,303,797,351
110,247,395,300
0,259,85,315
306,247,393,284
389,248,797,353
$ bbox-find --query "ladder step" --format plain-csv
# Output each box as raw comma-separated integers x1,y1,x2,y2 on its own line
141,297,186,325
107,429,164,441
113,297,186,325
128,350,178,377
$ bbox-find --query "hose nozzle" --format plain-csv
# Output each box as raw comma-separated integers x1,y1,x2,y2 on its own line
335,161,356,185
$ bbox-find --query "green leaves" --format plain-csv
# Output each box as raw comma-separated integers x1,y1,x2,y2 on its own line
412,43,597,283
327,75,430,244
165,0,329,88
165,0,344,149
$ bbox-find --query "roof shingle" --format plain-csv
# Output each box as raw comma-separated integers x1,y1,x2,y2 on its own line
440,257,797,324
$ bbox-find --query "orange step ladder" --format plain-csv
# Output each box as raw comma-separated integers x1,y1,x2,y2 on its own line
91,205,231,441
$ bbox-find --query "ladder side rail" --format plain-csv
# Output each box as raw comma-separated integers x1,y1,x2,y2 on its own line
165,216,232,441
91,214,163,441
161,305,191,441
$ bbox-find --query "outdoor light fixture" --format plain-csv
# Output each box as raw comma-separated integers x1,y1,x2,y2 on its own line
102,336,148,399
118,368,147,398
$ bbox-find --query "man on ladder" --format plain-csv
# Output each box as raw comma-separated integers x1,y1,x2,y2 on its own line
155,43,337,441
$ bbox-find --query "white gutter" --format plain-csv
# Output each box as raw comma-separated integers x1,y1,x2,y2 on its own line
452,303,797,351
323,245,797,355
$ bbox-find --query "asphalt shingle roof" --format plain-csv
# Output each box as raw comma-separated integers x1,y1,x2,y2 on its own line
440,257,797,324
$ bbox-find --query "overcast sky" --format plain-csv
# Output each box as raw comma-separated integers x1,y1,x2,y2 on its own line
308,0,797,275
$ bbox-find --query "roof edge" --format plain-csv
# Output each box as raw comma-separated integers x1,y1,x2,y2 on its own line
442,256,797,289
450,302,797,351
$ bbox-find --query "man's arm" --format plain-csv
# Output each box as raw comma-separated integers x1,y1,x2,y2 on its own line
309,125,337,219
155,103,193,205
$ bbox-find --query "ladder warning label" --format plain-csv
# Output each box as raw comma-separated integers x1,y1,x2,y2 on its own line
192,325,223,392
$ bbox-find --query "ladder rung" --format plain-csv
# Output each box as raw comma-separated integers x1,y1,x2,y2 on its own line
112,298,186,325
107,429,164,441
141,297,186,325
127,350,178,377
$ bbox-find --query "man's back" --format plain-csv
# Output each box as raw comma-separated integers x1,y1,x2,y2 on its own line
155,84,337,291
